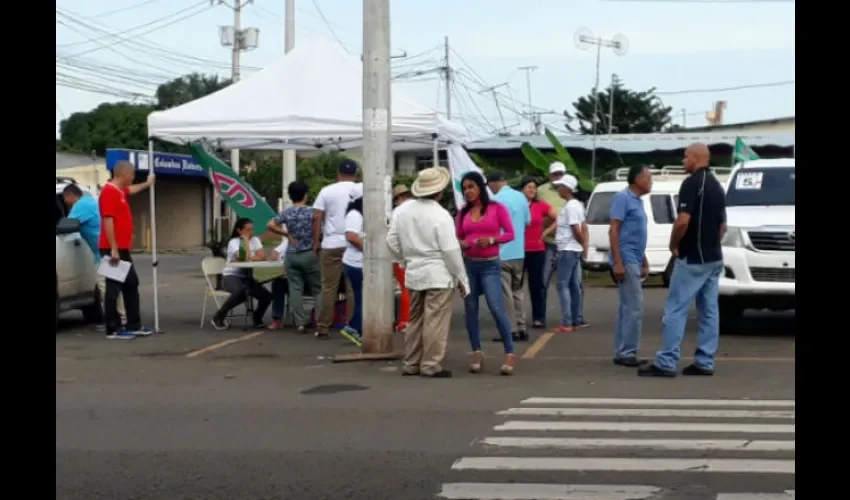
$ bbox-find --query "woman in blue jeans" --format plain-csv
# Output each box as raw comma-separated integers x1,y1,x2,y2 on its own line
456,172,517,375
546,174,587,332
341,184,365,347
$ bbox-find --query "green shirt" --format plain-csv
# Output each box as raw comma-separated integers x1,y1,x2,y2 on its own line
538,182,566,244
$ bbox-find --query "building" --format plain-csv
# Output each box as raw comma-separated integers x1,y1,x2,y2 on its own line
55,153,109,194
300,143,446,177
682,116,795,134
106,149,213,252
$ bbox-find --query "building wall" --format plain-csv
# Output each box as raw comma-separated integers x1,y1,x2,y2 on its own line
55,163,110,194
130,178,210,251
711,121,795,134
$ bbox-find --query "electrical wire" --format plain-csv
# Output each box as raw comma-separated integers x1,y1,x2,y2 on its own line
311,0,352,55
656,80,794,95
90,0,164,18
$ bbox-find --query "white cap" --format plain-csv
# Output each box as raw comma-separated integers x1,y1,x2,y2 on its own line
549,161,567,174
552,174,578,191
349,182,364,201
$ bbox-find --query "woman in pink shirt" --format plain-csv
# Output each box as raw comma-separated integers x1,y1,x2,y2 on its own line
519,177,559,329
456,172,517,375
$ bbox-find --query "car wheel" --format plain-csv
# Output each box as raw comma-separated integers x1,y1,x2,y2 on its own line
81,284,103,324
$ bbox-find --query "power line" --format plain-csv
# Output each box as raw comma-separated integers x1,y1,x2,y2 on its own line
655,80,794,95
311,0,351,55
90,0,164,18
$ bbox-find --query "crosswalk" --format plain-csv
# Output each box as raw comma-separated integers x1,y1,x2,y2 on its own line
438,397,795,500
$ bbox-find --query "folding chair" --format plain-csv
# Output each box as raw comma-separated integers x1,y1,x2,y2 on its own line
200,257,253,328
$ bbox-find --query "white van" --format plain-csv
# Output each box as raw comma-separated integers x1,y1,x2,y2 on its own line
583,166,731,286
55,178,100,330
719,158,794,330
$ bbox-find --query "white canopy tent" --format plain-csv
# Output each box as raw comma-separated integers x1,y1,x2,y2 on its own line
148,35,468,148
143,35,470,332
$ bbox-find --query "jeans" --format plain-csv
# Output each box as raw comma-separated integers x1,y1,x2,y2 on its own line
614,263,643,359
215,275,273,324
99,249,141,334
343,264,363,333
271,278,288,320
524,251,546,324
463,259,515,354
555,250,582,327
542,243,558,319
654,259,724,371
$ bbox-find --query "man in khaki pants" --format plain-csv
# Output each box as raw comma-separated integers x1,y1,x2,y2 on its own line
387,167,469,378
312,160,358,340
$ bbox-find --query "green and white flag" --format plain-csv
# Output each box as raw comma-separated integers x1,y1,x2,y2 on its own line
190,143,277,230
734,137,760,163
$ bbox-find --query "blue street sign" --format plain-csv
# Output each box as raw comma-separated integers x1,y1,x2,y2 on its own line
105,149,208,178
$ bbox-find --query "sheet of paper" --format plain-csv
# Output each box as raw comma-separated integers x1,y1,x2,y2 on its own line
97,257,132,283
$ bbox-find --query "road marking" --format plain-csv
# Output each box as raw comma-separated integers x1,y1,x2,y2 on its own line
494,421,795,433
521,331,554,359
438,483,661,500
521,398,795,408
185,331,264,358
716,494,795,500
451,457,795,474
497,408,795,419
479,437,795,451
535,355,795,363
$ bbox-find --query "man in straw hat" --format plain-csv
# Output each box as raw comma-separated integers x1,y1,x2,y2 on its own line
387,167,469,378
390,184,414,332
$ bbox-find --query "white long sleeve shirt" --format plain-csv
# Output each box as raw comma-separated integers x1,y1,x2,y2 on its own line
386,198,469,293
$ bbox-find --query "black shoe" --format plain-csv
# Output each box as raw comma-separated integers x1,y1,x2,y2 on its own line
531,321,546,330
422,369,452,378
211,317,230,331
402,370,420,376
613,357,647,367
682,363,715,376
516,331,530,342
637,364,677,378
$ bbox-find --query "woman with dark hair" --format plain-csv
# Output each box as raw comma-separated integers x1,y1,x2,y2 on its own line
456,171,518,375
340,183,365,347
211,218,273,330
519,177,559,329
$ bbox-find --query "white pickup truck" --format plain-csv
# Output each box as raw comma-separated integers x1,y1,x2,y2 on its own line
719,159,795,331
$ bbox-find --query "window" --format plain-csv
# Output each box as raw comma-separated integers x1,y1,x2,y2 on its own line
650,194,676,224
415,150,448,171
726,167,795,207
586,192,615,224
55,193,68,226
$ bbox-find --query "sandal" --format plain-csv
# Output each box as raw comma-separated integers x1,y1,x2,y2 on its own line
469,351,484,374
500,353,517,376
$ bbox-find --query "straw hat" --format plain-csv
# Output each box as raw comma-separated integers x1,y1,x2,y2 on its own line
411,167,450,197
392,184,411,199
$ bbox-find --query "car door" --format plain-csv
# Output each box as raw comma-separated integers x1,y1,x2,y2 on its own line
55,195,80,300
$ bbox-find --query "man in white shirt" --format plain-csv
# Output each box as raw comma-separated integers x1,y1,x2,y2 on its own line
390,184,414,332
311,160,358,338
550,174,587,333
387,167,469,379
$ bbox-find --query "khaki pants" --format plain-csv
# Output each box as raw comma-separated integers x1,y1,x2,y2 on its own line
500,259,525,331
316,247,354,333
97,274,126,325
403,288,453,375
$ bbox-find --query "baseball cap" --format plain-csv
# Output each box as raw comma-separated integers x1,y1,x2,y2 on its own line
338,159,359,176
485,170,506,183
549,161,567,174
552,174,578,191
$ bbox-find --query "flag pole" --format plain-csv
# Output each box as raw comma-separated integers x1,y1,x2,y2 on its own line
148,139,161,333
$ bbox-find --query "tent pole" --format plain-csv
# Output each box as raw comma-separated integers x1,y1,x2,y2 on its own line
148,139,161,333
432,135,439,168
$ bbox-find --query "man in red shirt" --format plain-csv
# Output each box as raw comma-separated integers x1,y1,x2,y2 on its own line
99,160,155,340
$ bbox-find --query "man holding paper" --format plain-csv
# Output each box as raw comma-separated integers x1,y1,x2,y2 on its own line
98,160,155,340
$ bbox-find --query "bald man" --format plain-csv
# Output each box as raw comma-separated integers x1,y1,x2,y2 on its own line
639,143,727,378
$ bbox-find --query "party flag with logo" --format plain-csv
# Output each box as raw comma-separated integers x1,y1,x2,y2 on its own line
190,143,277,230
734,137,760,163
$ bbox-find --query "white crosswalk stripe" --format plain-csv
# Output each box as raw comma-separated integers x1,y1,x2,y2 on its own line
438,397,795,500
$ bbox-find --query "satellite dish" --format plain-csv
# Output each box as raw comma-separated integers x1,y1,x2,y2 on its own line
574,27,595,51
612,33,630,56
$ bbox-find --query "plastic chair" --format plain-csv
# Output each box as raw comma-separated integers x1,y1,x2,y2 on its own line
200,257,230,327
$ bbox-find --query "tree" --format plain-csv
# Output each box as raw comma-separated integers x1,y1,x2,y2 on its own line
154,73,231,110
563,76,673,135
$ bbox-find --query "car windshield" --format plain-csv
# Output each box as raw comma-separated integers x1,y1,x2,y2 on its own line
586,191,616,224
726,167,795,207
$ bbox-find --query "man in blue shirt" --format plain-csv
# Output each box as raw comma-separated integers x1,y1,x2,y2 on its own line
62,184,126,328
487,171,532,341
608,165,652,367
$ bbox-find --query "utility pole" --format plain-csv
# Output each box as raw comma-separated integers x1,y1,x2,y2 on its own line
281,0,296,207
681,108,687,129
480,83,508,134
444,36,452,119
518,66,537,133
360,0,395,355
607,73,616,136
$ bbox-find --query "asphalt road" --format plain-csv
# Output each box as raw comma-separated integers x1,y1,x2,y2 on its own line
56,252,795,500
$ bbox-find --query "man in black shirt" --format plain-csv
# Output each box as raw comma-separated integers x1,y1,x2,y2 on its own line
639,143,727,377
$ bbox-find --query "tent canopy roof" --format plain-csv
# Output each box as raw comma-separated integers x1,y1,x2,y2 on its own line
147,36,467,150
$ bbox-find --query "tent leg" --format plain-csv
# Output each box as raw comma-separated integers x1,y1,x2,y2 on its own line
432,135,439,168
148,139,163,334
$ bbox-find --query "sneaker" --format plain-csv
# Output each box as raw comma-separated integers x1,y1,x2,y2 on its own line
268,320,282,330
211,318,230,331
574,321,590,329
339,326,363,347
682,363,715,376
105,330,136,340
130,327,153,337
637,363,677,378
314,331,330,340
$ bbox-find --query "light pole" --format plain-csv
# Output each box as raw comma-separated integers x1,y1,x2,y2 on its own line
518,65,537,133
574,28,628,180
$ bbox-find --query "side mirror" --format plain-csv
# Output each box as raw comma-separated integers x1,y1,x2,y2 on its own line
56,217,81,235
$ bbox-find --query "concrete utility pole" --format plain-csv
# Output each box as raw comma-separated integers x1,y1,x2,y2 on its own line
480,83,508,134
360,0,395,355
518,65,537,133
444,36,452,119
607,73,616,136
281,0,296,207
